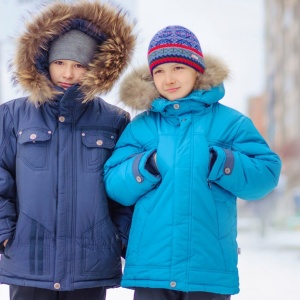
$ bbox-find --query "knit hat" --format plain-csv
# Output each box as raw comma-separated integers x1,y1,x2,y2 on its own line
148,25,205,75
48,29,98,66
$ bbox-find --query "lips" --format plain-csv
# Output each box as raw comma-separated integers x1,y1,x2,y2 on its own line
166,87,179,93
59,82,73,89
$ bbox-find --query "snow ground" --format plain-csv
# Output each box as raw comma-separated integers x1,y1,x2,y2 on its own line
1,220,299,300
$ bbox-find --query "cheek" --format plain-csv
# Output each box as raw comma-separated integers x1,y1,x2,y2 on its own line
153,78,163,90
77,70,87,81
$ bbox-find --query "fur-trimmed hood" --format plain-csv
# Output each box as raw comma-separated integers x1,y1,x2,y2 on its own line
119,55,230,111
12,0,136,104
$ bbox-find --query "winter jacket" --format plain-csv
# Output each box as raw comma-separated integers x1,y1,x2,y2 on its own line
104,56,282,294
0,1,136,291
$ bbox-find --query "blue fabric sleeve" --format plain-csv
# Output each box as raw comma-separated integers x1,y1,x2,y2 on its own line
0,104,17,251
104,116,162,206
207,117,281,200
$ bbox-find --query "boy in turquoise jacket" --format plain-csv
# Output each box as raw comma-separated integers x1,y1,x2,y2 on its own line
104,25,281,300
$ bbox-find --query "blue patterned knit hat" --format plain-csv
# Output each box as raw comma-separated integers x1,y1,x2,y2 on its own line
148,25,205,75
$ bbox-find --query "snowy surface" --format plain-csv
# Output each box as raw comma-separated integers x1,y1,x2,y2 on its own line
1,219,299,300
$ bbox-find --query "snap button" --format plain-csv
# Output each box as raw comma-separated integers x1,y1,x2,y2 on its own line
58,116,65,122
54,283,61,290
224,167,231,174
19,131,22,135
81,133,86,136
170,281,176,288
48,131,52,134
96,140,103,146
136,176,142,183
30,133,37,140
173,104,180,109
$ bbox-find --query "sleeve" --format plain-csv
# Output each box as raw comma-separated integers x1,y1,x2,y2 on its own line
207,117,282,200
104,115,161,206
108,199,133,257
0,104,17,252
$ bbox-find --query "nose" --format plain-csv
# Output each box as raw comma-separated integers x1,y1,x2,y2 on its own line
165,72,175,85
62,65,74,79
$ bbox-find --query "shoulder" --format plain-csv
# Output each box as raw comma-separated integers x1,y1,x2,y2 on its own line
212,103,250,128
0,97,32,115
130,110,157,127
93,97,129,119
126,111,159,140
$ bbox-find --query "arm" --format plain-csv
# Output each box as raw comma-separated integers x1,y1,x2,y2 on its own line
104,115,161,206
208,117,281,200
108,199,134,257
0,104,17,253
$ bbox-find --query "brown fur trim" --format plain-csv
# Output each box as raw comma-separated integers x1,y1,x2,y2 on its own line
119,54,230,111
12,0,137,105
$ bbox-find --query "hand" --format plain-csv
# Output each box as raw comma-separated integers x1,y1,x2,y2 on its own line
3,240,8,247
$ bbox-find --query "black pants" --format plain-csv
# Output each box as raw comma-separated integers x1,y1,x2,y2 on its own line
10,285,106,300
134,288,231,300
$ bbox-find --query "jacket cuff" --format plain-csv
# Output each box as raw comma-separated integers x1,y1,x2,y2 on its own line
132,150,161,185
208,147,234,181
145,151,159,176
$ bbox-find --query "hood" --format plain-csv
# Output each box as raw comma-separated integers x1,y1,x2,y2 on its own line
119,55,230,111
11,0,136,104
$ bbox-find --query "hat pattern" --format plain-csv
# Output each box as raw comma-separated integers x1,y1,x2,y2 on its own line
148,25,205,74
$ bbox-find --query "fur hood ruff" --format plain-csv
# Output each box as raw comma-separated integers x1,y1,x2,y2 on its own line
12,0,136,104
119,55,230,111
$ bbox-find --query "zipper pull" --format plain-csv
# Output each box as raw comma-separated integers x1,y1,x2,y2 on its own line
207,179,212,188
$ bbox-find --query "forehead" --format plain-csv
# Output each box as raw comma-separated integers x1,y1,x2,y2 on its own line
153,63,197,74
153,62,185,70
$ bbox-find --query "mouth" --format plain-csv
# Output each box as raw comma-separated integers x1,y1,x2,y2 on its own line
165,87,179,93
59,82,74,89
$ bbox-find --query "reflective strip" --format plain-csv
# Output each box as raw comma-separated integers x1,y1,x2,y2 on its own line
132,153,144,183
37,227,44,275
223,149,234,175
29,222,36,274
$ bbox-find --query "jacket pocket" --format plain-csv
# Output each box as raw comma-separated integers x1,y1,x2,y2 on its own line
81,216,122,278
17,128,52,170
211,185,236,238
81,131,116,172
2,212,52,276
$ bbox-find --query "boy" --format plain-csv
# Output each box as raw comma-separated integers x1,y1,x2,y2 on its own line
0,1,136,299
104,25,282,300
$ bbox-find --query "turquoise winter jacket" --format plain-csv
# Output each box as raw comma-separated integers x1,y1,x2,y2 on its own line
104,56,281,294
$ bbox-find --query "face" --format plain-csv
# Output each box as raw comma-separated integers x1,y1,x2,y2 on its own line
49,60,87,90
152,63,198,101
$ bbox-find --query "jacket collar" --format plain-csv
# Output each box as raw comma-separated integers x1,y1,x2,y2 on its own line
47,85,88,123
151,86,224,117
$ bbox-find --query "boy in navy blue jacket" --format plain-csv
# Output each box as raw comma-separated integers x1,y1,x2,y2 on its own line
0,1,136,299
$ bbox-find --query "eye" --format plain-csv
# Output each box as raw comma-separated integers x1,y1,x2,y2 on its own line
54,60,63,65
153,69,162,75
174,66,184,71
75,63,86,69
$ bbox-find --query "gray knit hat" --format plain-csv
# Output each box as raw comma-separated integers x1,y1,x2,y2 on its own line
48,29,98,66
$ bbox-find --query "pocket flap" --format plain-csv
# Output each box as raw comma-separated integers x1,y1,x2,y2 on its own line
81,131,116,149
18,128,52,144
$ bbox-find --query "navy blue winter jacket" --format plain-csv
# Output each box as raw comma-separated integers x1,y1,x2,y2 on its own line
0,1,136,291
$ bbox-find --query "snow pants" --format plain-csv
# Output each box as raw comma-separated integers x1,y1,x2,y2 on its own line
10,285,106,300
134,288,231,300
